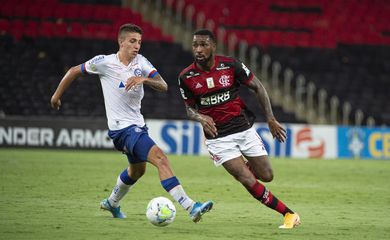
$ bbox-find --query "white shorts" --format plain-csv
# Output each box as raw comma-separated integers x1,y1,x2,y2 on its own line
205,127,268,166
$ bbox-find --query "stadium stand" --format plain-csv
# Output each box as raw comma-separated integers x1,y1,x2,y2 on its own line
0,0,304,123
3,0,388,125
0,34,298,122
161,0,390,125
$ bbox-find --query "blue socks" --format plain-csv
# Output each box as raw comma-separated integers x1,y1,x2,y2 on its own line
161,176,194,211
120,168,137,185
161,176,180,192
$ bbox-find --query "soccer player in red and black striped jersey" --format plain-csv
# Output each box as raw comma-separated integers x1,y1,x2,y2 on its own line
178,29,300,229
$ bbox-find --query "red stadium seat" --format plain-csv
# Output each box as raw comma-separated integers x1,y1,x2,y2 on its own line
39,6,55,19
24,20,39,38
0,2,14,17
64,4,82,20
0,19,10,33
13,4,28,17
81,4,95,21
180,0,390,48
106,7,122,21
52,22,68,37
9,20,25,40
27,4,43,18
39,21,55,37
68,22,84,38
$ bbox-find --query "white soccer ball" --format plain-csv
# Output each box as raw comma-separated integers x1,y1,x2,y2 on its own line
146,196,176,227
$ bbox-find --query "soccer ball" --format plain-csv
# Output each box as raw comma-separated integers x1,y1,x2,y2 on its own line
146,196,176,227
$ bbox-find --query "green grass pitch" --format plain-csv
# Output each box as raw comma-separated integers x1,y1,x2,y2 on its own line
0,148,389,240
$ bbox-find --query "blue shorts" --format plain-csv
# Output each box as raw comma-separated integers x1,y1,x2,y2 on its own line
108,125,156,164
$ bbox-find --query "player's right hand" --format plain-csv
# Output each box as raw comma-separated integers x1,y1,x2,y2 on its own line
125,76,145,91
50,96,61,110
200,115,218,138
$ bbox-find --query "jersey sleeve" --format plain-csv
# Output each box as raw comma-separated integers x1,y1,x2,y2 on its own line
139,55,158,78
81,55,106,75
178,75,196,106
233,59,254,85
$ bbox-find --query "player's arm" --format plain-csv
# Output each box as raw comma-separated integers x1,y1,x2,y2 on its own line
50,64,83,110
185,104,218,138
178,74,217,137
125,73,168,92
247,75,287,142
144,73,168,92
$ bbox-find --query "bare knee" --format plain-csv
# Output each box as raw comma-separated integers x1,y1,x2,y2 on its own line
128,165,146,180
259,170,273,182
247,156,274,182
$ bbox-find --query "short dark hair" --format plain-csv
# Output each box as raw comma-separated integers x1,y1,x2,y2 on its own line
118,23,143,39
193,29,216,43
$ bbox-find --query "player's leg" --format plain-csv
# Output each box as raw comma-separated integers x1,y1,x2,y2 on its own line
222,156,257,187
237,127,273,181
211,128,300,228
223,157,292,215
222,157,300,228
101,161,146,218
101,126,149,218
147,144,213,223
107,163,146,207
241,128,300,228
245,155,273,182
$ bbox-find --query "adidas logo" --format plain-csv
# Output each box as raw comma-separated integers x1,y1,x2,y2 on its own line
195,83,202,89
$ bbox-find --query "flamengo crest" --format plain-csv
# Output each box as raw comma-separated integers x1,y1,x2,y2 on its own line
219,75,230,87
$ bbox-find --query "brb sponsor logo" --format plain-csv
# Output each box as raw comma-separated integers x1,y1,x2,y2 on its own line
200,91,231,106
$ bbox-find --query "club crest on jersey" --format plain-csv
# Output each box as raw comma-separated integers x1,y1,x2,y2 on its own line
219,75,230,87
134,68,142,77
206,77,215,88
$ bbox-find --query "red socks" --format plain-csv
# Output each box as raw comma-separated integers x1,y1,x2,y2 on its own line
249,181,293,216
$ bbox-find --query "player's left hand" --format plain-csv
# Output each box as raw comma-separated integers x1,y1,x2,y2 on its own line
267,118,287,142
125,76,146,91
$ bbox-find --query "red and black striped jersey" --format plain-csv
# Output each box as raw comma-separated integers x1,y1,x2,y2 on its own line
178,55,256,139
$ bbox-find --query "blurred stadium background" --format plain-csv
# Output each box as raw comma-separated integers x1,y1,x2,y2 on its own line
0,0,389,159
1,1,390,239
